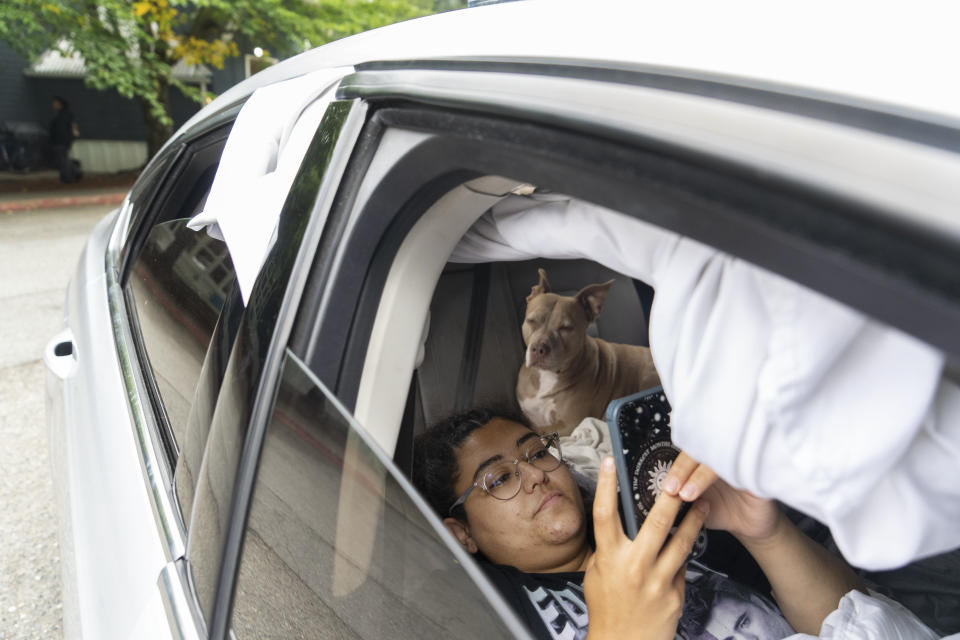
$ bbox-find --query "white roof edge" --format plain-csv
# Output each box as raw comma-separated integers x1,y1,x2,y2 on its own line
175,0,960,141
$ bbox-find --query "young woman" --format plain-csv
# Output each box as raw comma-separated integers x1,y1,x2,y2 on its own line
413,409,883,640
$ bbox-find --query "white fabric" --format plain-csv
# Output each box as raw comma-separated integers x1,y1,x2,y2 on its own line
188,67,351,303
786,590,939,640
552,417,614,483
451,195,960,570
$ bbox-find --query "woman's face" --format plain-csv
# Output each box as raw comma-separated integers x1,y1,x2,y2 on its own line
445,418,589,573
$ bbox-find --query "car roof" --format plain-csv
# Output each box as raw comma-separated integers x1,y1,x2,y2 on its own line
181,0,959,135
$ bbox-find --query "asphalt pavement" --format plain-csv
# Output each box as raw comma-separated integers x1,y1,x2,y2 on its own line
0,191,120,639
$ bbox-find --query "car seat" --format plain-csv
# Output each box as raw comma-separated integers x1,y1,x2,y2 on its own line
394,256,653,475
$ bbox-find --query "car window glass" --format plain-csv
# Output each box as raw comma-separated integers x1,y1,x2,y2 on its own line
183,99,362,629
127,218,237,455
123,146,181,254
173,272,243,525
229,352,516,639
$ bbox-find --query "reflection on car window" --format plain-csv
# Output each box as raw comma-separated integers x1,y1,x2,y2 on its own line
229,353,514,639
127,219,237,454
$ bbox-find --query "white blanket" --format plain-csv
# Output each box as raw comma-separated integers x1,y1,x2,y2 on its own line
451,194,960,570
187,67,351,303
553,417,614,485
791,590,941,640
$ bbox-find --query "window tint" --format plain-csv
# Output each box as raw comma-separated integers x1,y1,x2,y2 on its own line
230,353,516,639
123,146,182,263
182,100,360,633
124,130,231,462
127,219,237,455
173,273,243,526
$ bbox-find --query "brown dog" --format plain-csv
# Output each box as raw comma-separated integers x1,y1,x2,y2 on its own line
516,269,660,436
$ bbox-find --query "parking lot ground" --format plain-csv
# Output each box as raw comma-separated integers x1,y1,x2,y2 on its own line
0,202,115,640
0,361,63,640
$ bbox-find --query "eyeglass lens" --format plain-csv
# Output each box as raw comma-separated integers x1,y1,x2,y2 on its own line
480,436,562,500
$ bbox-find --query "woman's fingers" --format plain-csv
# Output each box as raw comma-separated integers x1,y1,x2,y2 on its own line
663,452,718,502
593,457,627,550
662,451,698,495
655,500,709,581
634,488,685,562
679,464,717,501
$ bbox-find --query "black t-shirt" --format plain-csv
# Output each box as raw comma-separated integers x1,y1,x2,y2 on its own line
482,563,589,640
480,562,795,640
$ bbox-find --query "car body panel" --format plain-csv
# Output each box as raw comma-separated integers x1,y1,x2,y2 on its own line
44,324,80,638
339,68,960,242
128,560,203,640
178,0,960,143
45,209,170,640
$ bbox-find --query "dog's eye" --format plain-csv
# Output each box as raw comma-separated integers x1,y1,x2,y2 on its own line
525,317,539,326
559,324,573,332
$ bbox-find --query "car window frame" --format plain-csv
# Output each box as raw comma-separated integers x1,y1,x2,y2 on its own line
172,98,369,640
184,65,960,640
118,100,245,270
332,67,960,361
120,124,233,287
101,116,242,574
275,84,960,639
122,125,234,467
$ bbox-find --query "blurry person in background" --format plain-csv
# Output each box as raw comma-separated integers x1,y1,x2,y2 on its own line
49,96,78,183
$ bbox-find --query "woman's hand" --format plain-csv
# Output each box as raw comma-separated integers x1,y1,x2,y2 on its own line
660,450,717,502
662,452,865,635
584,457,709,640
701,479,783,542
662,452,782,542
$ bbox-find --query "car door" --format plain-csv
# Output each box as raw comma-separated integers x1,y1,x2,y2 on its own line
117,90,536,639
93,57,960,640
128,93,368,638
44,113,246,639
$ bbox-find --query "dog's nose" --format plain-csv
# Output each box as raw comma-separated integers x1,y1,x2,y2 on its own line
534,343,550,358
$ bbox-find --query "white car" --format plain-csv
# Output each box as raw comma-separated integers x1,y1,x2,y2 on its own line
44,1,960,638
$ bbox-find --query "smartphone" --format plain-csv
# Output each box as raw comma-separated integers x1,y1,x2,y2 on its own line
606,386,707,557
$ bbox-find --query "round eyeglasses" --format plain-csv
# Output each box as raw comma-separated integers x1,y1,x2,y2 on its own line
448,433,563,515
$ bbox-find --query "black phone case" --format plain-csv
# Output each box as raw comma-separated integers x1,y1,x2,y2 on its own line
606,386,707,557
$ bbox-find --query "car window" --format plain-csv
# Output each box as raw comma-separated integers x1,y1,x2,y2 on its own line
127,218,236,456
287,98,960,638
183,99,365,634
124,134,232,461
229,352,519,639
122,145,182,262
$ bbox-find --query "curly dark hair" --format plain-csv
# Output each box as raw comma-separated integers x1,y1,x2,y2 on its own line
412,408,532,523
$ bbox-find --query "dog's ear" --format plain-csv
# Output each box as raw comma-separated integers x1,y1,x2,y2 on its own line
576,279,614,321
526,268,552,302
